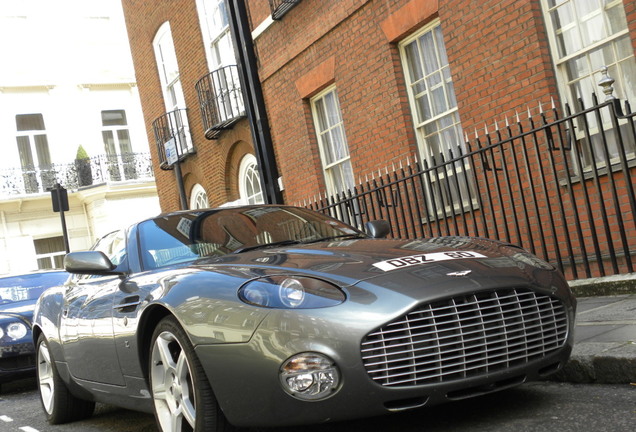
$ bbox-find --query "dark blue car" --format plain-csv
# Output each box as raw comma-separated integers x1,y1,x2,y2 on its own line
0,270,69,383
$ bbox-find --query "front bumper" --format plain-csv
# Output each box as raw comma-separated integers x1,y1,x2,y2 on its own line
0,340,36,382
196,291,576,428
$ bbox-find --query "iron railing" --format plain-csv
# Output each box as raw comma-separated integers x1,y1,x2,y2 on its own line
269,0,301,20
152,108,194,170
195,65,246,139
302,93,635,281
0,152,154,197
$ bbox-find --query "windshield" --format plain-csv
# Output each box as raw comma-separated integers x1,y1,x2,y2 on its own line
138,206,363,269
0,272,68,304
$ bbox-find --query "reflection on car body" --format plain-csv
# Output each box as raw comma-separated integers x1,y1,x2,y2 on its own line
32,205,576,431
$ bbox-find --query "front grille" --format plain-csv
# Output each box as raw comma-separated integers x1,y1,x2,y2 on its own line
361,288,568,387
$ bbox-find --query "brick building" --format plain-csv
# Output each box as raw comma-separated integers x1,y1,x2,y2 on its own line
121,0,635,279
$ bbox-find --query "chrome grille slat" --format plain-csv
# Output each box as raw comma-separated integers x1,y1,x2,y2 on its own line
361,312,567,357
361,288,569,387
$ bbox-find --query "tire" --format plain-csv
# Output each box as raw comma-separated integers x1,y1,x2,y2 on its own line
149,316,232,432
36,334,95,424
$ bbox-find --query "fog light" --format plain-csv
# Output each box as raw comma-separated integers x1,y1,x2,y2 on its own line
280,353,339,400
7,322,28,340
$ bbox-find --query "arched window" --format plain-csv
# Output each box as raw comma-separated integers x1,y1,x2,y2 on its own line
190,184,209,209
238,154,264,205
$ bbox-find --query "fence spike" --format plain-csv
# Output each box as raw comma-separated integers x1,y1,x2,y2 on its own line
598,66,616,100
551,96,556,110
515,110,520,123
538,100,543,114
494,119,499,132
527,106,532,119
505,116,510,127
484,123,489,135
464,131,469,142
474,128,479,139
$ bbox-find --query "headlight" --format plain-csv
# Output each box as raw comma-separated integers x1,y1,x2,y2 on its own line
280,353,340,400
6,322,28,340
239,275,345,309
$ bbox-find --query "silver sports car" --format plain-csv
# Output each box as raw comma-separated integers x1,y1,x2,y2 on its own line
33,205,576,431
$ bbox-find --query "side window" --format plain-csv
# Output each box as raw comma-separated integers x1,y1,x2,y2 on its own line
92,230,128,267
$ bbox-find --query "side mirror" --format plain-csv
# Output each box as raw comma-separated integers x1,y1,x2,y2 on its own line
64,251,122,275
365,220,391,239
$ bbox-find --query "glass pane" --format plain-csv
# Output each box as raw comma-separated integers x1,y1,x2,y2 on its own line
404,42,424,83
575,0,598,16
324,92,340,127
102,110,127,126
581,12,605,46
16,113,45,131
607,3,627,34
315,99,327,131
35,135,51,166
37,257,53,270
415,94,431,123
34,237,64,254
17,136,34,168
117,130,133,153
419,32,438,74
321,130,335,164
102,131,116,155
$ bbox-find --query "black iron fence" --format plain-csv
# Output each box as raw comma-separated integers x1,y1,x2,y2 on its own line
303,92,635,281
0,152,154,197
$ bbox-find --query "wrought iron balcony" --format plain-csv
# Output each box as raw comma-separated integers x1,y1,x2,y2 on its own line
195,65,246,140
269,0,301,19
152,108,195,170
0,152,154,198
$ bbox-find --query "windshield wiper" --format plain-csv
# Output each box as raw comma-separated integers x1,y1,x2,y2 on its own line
233,239,303,254
303,234,366,244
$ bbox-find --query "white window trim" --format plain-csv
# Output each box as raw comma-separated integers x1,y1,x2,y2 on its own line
190,183,209,209
398,20,476,217
238,154,264,205
310,85,354,196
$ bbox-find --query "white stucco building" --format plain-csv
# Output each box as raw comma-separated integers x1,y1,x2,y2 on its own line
0,0,160,274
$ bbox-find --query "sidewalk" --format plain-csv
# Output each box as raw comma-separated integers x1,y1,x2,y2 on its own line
554,292,636,384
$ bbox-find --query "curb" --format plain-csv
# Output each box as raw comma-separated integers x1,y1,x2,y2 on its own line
568,273,636,297
552,342,636,384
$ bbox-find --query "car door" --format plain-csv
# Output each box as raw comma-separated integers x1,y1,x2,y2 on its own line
60,230,128,386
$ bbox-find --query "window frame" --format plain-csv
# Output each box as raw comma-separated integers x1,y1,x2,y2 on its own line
310,85,355,196
238,154,265,205
540,0,635,173
398,20,476,218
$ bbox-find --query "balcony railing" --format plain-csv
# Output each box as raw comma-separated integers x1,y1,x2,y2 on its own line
152,108,195,170
195,65,246,139
269,0,301,20
0,152,154,197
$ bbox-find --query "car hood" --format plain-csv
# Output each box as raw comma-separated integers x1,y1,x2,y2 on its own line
193,236,563,297
0,300,36,325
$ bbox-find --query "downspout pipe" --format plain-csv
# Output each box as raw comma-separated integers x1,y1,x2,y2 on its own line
227,0,283,204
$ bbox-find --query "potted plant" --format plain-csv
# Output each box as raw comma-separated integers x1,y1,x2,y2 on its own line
75,145,93,187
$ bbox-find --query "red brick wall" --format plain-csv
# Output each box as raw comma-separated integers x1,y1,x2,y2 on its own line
121,0,255,212
440,0,558,130
250,0,564,204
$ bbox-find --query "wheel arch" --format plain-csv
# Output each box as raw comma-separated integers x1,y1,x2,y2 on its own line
137,304,173,380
